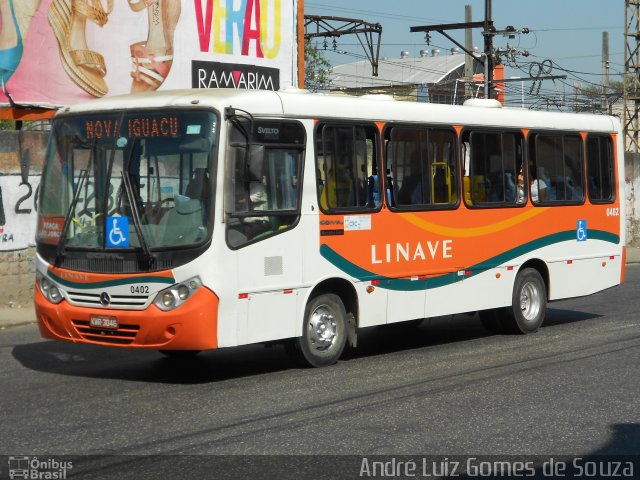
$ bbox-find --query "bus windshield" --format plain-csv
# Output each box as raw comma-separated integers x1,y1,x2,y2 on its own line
37,110,218,254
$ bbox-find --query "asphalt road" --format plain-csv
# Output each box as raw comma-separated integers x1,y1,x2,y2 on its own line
1,267,639,477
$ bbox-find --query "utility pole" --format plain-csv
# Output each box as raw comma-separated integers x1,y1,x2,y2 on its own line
464,5,474,99
410,1,534,103
602,31,610,114
483,0,494,99
410,0,497,99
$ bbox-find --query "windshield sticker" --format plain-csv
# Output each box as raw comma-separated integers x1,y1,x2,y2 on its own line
187,125,202,135
106,216,130,248
116,137,128,148
36,215,65,245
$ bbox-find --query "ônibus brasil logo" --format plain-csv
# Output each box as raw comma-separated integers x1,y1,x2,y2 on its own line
7,456,73,479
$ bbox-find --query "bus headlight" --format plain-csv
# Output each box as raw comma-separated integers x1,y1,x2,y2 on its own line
177,285,190,300
162,292,175,308
153,276,202,311
36,271,64,304
49,285,62,303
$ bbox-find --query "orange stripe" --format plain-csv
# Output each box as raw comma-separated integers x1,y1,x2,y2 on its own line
399,207,549,238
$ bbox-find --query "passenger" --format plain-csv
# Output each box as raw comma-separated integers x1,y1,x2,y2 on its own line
504,171,517,203
244,180,270,238
515,165,525,203
385,168,394,205
397,153,423,205
538,167,555,200
530,168,548,202
321,160,354,209
564,176,581,200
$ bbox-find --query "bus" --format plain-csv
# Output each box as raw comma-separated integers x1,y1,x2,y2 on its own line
34,89,626,367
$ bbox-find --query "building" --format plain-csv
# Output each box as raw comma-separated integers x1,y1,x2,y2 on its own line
328,49,485,103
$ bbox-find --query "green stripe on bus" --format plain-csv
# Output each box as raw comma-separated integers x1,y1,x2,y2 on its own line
320,230,619,292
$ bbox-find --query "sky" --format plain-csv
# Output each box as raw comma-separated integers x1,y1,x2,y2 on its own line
304,0,625,108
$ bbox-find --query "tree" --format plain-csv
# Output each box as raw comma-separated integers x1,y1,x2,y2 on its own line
304,40,331,92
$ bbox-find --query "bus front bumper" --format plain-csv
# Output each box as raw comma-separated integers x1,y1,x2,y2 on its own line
35,285,219,350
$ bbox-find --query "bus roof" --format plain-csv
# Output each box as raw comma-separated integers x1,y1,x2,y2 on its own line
61,88,620,134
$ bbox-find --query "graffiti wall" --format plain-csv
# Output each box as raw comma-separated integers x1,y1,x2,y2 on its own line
0,131,46,307
0,174,40,250
0,0,299,107
0,131,45,251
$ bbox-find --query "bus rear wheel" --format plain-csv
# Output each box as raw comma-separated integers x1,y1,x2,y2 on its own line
504,268,547,333
479,268,546,334
289,293,347,368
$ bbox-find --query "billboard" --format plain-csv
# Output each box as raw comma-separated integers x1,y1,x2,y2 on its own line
0,0,300,108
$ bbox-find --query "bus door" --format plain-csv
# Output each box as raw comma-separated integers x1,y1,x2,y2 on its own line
225,119,306,344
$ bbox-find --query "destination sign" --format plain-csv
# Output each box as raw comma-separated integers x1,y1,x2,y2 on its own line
85,116,180,140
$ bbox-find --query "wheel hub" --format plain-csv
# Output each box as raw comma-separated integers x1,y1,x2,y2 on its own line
520,281,541,322
308,306,337,351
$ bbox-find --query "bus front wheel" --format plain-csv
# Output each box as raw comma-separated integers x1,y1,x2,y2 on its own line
290,293,347,368
505,268,547,333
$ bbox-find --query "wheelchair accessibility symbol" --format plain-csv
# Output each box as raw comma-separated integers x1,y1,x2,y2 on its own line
577,220,587,242
107,216,130,248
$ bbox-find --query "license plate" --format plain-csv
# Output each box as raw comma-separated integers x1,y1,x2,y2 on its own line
89,315,119,330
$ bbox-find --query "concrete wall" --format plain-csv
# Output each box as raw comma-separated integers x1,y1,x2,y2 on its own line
626,153,640,247
0,132,639,308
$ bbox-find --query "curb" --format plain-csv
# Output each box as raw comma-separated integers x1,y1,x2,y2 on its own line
0,307,37,330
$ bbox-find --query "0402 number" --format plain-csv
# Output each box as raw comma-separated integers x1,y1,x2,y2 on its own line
606,207,620,217
130,285,150,294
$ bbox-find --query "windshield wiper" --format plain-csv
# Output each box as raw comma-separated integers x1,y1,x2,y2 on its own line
55,168,89,266
120,159,154,269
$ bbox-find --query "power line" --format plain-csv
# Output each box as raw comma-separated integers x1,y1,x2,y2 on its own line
305,2,454,24
307,2,621,114
531,25,622,32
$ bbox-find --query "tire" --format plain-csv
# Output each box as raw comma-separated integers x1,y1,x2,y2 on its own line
290,293,348,368
503,268,547,334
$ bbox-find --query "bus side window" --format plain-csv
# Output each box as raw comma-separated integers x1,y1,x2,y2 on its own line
385,126,457,209
464,131,524,207
316,123,381,212
530,133,583,205
225,120,305,248
586,135,615,203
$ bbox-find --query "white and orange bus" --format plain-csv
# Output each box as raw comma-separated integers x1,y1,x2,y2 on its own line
34,89,625,367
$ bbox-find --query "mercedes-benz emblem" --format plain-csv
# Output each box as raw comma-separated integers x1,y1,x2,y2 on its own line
99,292,111,306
